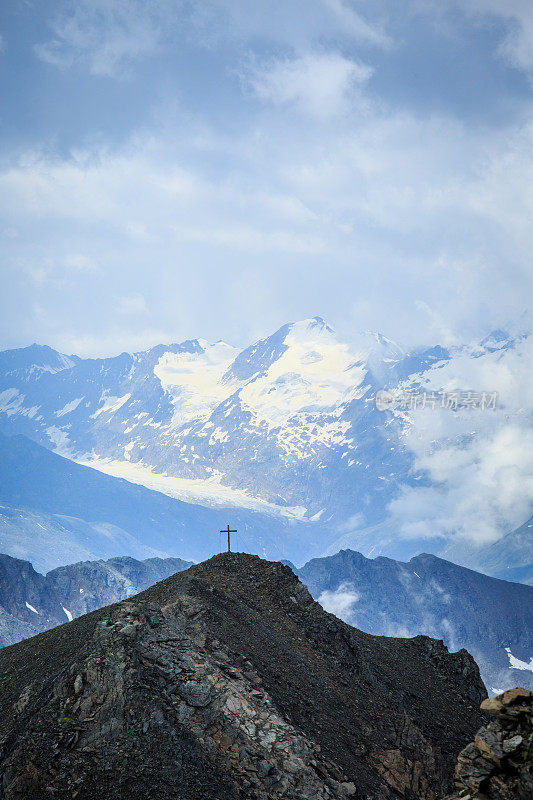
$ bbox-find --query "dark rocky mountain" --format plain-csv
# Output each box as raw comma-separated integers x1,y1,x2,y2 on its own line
0,609,42,650
0,552,66,638
445,687,532,800
297,550,533,693
0,553,191,647
2,546,531,700
0,553,487,800
46,555,193,617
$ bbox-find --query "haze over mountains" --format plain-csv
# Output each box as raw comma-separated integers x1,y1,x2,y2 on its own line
0,318,531,574
0,430,320,569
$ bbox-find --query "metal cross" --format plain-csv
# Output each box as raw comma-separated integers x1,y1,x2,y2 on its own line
220,524,237,553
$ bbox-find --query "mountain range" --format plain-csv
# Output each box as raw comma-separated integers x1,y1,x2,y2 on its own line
0,319,531,573
0,552,192,647
0,430,324,569
1,546,531,695
0,552,486,800
296,549,533,694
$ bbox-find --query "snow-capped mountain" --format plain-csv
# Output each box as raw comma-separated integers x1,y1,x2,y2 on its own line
0,318,530,565
0,431,321,569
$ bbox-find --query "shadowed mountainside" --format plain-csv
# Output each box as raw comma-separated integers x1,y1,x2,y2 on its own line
0,553,487,799
297,549,533,693
0,553,192,646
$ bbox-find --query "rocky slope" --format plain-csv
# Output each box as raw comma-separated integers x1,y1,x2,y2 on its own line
0,553,487,799
0,553,191,647
298,549,533,693
446,687,532,799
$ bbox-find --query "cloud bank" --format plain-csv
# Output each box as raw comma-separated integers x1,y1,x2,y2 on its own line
389,335,533,545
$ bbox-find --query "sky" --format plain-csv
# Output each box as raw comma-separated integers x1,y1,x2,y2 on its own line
0,0,532,357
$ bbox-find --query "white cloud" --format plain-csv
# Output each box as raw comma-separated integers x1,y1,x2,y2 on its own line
35,0,182,77
320,0,391,46
318,582,360,620
244,52,373,118
389,335,533,545
117,293,148,315
21,253,99,287
59,328,175,358
191,0,390,51
35,0,389,79
436,1,533,78
1,96,532,353
471,1,533,74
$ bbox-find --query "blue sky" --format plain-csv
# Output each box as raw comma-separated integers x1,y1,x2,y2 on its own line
0,0,532,355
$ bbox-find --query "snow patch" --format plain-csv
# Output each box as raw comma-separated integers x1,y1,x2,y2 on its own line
155,342,240,427
25,601,38,614
124,440,135,461
0,388,24,416
77,456,308,519
62,605,73,622
55,397,83,417
239,321,367,429
46,426,71,456
505,647,533,672
91,392,131,418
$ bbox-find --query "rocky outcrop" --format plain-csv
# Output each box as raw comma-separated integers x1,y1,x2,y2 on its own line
446,687,532,800
0,553,487,799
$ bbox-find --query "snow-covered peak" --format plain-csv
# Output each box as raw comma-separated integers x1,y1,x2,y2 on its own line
354,331,405,360
196,337,234,353
154,340,240,427
238,320,367,428
288,316,335,337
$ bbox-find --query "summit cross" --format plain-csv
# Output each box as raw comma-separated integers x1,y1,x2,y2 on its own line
220,524,237,553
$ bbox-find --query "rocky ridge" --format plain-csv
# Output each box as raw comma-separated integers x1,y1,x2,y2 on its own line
0,553,487,799
446,688,532,799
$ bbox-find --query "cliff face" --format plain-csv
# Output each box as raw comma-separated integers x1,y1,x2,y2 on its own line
446,688,532,800
0,554,487,800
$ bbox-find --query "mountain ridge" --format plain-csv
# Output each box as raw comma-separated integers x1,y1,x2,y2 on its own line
0,323,529,571
297,548,533,693
2,545,530,698
0,552,193,646
0,552,487,799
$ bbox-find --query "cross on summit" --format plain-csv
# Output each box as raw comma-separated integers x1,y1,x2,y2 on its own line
221,524,237,553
